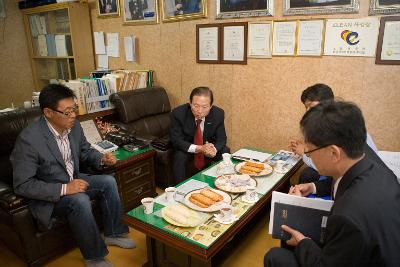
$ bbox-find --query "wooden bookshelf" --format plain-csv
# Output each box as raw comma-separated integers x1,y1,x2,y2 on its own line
21,2,95,90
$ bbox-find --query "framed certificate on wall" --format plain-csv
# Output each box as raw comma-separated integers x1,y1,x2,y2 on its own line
197,24,220,63
296,19,325,57
272,20,297,56
221,22,248,64
248,21,272,58
376,16,400,65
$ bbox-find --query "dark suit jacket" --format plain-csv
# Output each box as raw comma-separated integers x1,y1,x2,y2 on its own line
170,103,227,154
314,145,390,196
11,116,102,229
295,147,400,266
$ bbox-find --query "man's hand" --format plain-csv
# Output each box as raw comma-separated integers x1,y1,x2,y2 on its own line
101,152,117,166
195,143,217,158
288,183,314,197
282,225,307,247
289,139,305,156
203,142,216,158
66,179,89,195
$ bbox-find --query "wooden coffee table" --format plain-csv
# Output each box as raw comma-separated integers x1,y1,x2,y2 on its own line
124,151,302,267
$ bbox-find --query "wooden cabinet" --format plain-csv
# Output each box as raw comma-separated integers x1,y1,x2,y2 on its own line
108,150,157,212
21,2,94,90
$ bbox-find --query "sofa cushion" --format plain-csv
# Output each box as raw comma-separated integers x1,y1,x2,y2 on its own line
110,87,171,124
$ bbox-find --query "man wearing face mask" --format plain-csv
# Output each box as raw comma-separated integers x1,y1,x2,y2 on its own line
170,87,228,184
264,101,400,267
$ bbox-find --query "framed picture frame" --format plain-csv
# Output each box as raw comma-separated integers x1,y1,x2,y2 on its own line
376,16,400,65
283,0,359,16
272,20,297,56
197,23,221,64
248,21,272,58
0,0,5,19
369,0,400,15
122,0,159,24
216,0,274,19
221,22,248,64
296,19,325,57
161,0,207,22
97,0,121,17
324,18,380,57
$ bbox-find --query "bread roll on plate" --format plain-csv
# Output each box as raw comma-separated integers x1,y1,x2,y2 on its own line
200,189,224,202
162,204,201,227
190,193,215,207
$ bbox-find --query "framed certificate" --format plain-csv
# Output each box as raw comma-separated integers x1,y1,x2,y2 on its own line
248,21,272,58
197,24,220,63
376,16,400,65
272,20,297,56
221,22,248,64
296,19,325,57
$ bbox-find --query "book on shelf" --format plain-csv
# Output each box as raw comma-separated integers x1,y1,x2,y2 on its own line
63,80,87,115
80,77,116,114
110,69,154,91
269,191,333,246
37,34,48,56
55,35,71,56
46,34,56,56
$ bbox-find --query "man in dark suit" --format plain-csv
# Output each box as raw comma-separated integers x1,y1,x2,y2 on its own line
264,101,400,267
170,87,228,184
11,84,134,267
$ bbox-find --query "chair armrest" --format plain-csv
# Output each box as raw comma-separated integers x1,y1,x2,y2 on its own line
0,181,28,212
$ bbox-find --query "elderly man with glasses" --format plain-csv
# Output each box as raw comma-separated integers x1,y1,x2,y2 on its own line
11,84,134,267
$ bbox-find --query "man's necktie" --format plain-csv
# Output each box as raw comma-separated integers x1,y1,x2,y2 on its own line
194,119,204,170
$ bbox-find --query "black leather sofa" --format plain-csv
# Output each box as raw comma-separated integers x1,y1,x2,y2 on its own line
0,108,101,266
109,87,174,188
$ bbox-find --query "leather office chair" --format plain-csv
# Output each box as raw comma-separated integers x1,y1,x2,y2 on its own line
109,87,174,188
0,108,101,266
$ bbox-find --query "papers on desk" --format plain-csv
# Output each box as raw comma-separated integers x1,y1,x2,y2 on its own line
80,120,118,153
232,148,272,162
378,151,400,183
201,164,220,178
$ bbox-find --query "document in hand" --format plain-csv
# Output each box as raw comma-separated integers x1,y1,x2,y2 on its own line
269,191,333,246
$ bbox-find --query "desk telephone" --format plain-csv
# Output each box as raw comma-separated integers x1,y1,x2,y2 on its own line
105,131,149,152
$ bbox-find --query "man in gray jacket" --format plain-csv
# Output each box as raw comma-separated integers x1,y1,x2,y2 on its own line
11,84,134,267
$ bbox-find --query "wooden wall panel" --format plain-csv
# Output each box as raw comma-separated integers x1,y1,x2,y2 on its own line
2,0,398,152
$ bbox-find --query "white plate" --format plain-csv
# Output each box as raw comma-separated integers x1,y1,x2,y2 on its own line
213,213,239,225
184,188,231,212
274,166,290,174
235,161,273,177
241,195,259,204
161,204,202,227
214,174,257,193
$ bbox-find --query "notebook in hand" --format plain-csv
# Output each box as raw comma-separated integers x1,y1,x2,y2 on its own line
272,202,330,246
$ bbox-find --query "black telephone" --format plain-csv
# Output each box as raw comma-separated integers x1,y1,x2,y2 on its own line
104,129,136,147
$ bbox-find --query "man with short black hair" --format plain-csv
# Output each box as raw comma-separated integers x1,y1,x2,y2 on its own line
264,101,400,267
290,83,378,185
170,87,228,184
11,84,134,267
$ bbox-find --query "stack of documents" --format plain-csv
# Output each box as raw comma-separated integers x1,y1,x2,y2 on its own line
232,148,271,162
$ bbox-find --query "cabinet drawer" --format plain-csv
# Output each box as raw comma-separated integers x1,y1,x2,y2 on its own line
122,181,153,211
116,160,152,187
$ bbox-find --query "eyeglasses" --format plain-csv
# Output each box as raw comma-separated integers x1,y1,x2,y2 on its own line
304,144,331,157
51,105,79,117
